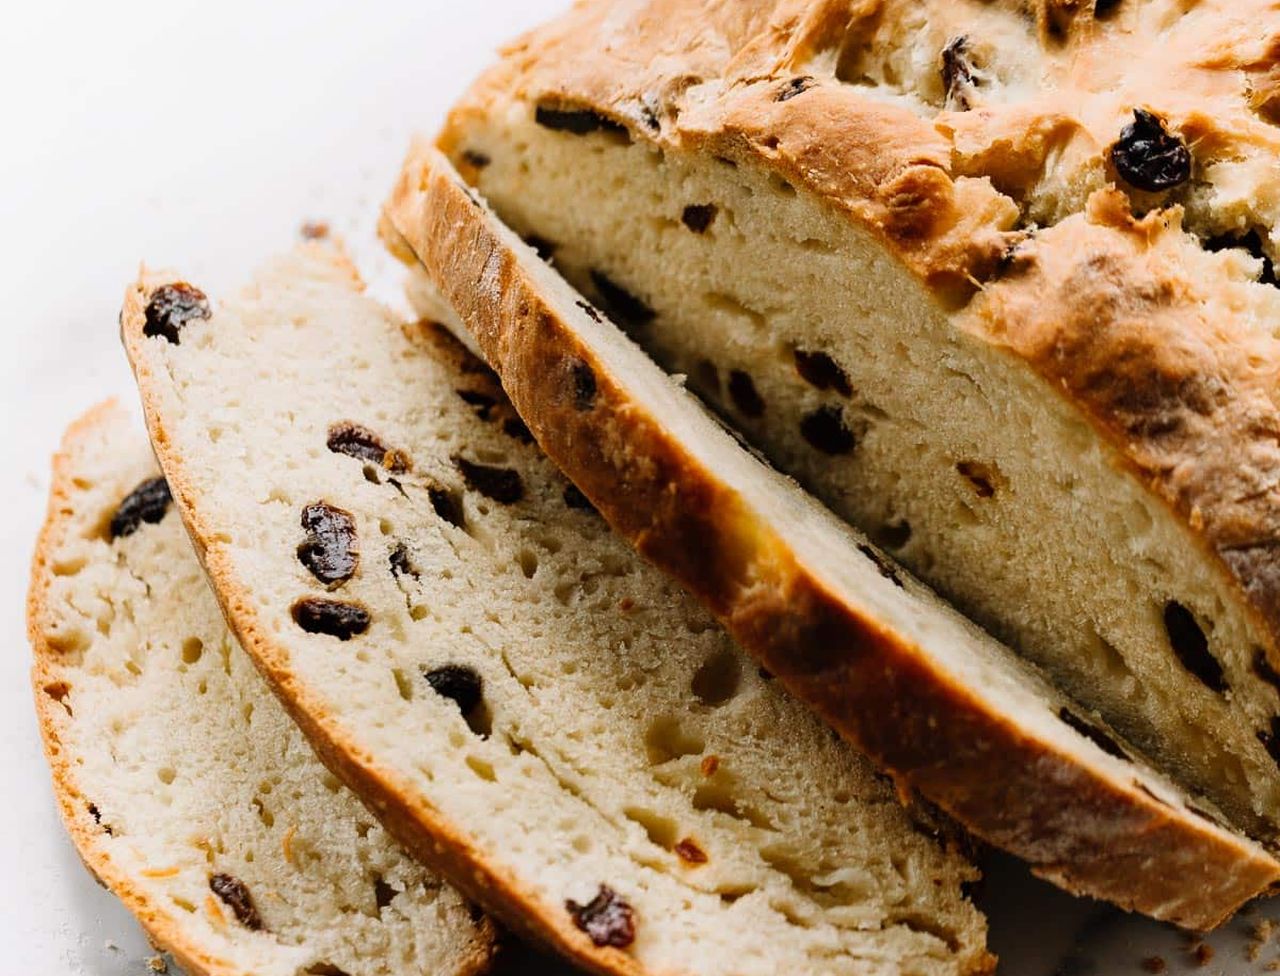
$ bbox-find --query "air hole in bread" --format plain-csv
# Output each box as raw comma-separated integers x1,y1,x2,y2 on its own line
305,964,353,976
623,806,679,849
727,370,765,418
1163,601,1227,693
362,464,381,485
794,349,853,397
800,406,857,454
517,548,539,579
1253,648,1280,695
392,668,415,702
47,627,91,656
373,876,397,911
681,204,717,233
179,637,204,665
692,359,720,396
1258,718,1280,770
157,767,176,786
454,457,524,505
252,795,274,828
590,270,655,330
466,755,497,782
456,389,499,421
52,556,87,577
1057,707,1127,760
691,650,741,707
878,519,913,550
644,716,705,764
956,461,1001,498
692,781,774,830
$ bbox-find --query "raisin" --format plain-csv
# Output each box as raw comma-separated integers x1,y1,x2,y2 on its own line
576,300,603,323
941,36,977,110
570,359,597,410
461,149,491,169
143,283,210,344
297,502,358,586
210,873,264,931
454,457,524,504
794,350,852,397
524,234,557,260
110,477,173,540
422,664,484,716
800,406,856,454
291,598,370,640
374,877,398,910
1254,648,1280,693
327,423,411,474
1110,109,1191,192
534,106,629,138
389,542,418,579
681,205,717,233
457,389,498,421
1057,707,1127,760
502,417,534,444
727,370,765,418
776,77,816,102
1259,718,1280,769
590,271,655,329
674,839,708,865
566,885,635,948
428,485,466,529
857,544,904,588
1163,601,1226,693
563,484,596,513
87,802,113,835
956,461,997,498
1094,0,1122,17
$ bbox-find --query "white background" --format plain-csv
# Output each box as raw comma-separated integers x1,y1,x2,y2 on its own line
0,2,1271,973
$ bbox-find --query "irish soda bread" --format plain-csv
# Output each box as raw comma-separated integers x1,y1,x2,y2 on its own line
27,402,494,976
120,243,995,976
434,0,1280,849
385,146,1280,929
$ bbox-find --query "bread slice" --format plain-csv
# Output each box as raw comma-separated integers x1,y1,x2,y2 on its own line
120,242,994,976
383,145,1280,930
27,401,495,976
430,0,1280,852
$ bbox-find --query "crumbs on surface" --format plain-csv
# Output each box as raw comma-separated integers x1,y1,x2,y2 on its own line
1189,941,1213,967
147,956,169,973
1251,919,1276,962
1140,956,1166,973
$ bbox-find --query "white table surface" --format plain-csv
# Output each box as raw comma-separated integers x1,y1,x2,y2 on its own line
1,3,1276,973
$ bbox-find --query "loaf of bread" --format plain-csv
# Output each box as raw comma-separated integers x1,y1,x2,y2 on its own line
27,402,495,976
385,145,1280,930
120,243,994,975
433,0,1280,854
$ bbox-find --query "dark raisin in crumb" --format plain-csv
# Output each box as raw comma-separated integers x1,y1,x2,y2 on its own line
794,350,852,397
590,271,655,329
524,234,557,260
1259,718,1280,769
1163,601,1226,693
428,485,467,529
454,457,524,504
566,885,635,948
297,502,358,586
535,105,628,138
88,803,113,835
956,461,997,498
1110,108,1191,192
674,839,708,865
776,77,816,102
1094,0,1122,17
291,598,370,640
422,664,484,715
1254,648,1280,693
143,283,210,344
727,370,765,418
1058,707,1127,760
941,36,977,110
210,873,263,930
389,542,419,579
681,205,717,233
502,417,534,444
327,422,411,473
456,389,498,421
575,300,602,323
570,359,597,410
857,544,904,588
110,477,173,540
800,406,856,454
563,484,596,513
461,149,491,169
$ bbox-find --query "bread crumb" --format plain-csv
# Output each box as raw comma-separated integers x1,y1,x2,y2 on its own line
1250,920,1276,961
147,956,168,973
1140,956,1166,974
1190,942,1213,967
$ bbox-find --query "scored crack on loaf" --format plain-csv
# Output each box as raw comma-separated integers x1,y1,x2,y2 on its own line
27,401,495,976
119,242,994,976
384,145,1280,930
431,0,1280,851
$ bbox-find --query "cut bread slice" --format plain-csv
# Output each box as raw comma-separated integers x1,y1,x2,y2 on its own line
384,146,1280,930
120,242,994,976
27,401,495,976
432,0,1280,851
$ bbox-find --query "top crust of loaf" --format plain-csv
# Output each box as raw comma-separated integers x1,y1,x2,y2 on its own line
438,0,1280,673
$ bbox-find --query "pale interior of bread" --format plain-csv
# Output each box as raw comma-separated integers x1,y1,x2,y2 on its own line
124,247,990,976
444,111,1280,843
31,403,490,976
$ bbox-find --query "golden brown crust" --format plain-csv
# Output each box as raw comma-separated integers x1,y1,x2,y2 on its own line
386,145,1280,932
118,260,684,976
438,0,1280,676
27,401,499,976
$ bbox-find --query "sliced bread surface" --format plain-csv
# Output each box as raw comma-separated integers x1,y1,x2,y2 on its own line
384,146,1280,931
434,0,1280,850
27,401,495,976
120,243,993,976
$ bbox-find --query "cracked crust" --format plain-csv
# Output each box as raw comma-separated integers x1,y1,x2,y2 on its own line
438,0,1280,686
27,400,498,976
386,145,1280,930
